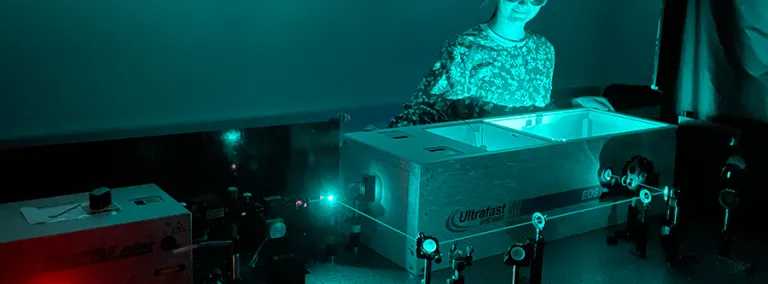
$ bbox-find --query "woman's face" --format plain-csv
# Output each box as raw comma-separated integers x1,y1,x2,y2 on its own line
497,0,546,24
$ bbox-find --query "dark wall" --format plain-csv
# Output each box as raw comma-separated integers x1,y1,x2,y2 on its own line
0,0,662,141
0,120,340,204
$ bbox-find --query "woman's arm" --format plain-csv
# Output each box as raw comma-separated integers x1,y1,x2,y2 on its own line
387,41,472,128
406,37,559,122
544,39,558,109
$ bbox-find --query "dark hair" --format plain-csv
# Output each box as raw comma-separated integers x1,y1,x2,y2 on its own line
489,6,498,21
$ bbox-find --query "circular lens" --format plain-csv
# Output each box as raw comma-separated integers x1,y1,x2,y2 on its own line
601,168,613,181
510,246,526,261
422,239,437,253
639,189,652,204
268,220,287,239
532,213,546,230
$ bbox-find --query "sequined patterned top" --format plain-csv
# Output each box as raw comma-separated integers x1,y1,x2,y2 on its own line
388,24,556,128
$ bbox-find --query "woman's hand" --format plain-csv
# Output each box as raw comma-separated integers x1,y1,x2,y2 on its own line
571,96,616,112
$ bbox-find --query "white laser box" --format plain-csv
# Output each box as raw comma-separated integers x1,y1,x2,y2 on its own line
339,109,676,274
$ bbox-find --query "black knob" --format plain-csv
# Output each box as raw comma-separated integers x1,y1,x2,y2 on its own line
89,187,112,211
160,236,178,251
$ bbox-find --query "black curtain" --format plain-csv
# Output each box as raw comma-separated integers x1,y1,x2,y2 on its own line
659,0,768,123
658,0,768,234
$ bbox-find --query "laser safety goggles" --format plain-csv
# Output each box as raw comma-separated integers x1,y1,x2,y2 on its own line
506,0,548,7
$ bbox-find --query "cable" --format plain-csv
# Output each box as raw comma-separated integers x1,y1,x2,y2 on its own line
247,237,269,267
649,0,665,90
480,122,485,147
307,273,325,284
458,119,478,147
120,273,136,284
440,191,664,245
172,240,232,254
336,201,417,241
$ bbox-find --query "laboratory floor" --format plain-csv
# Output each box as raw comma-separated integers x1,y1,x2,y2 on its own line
306,217,767,284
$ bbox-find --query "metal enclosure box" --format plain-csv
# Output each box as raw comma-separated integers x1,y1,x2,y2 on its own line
0,184,192,284
339,109,676,274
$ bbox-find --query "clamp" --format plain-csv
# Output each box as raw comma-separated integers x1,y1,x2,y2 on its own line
660,186,699,269
446,243,474,284
716,155,753,272
602,156,659,260
529,213,547,284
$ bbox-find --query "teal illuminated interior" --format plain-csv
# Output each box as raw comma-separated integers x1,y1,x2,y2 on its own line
425,109,667,151
425,122,551,151
486,109,667,142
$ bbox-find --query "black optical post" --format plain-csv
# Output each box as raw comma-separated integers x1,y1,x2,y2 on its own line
717,155,753,272
416,233,442,284
602,157,658,259
504,213,547,284
660,186,699,268
446,242,474,284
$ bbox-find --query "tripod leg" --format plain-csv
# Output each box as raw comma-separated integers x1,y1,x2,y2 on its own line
422,260,433,284
528,239,545,284
662,227,699,269
661,224,679,261
511,265,521,284
717,209,754,272
718,209,732,258
634,212,648,259
608,203,639,245
718,231,732,259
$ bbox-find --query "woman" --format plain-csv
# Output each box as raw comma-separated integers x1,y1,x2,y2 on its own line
388,0,613,128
